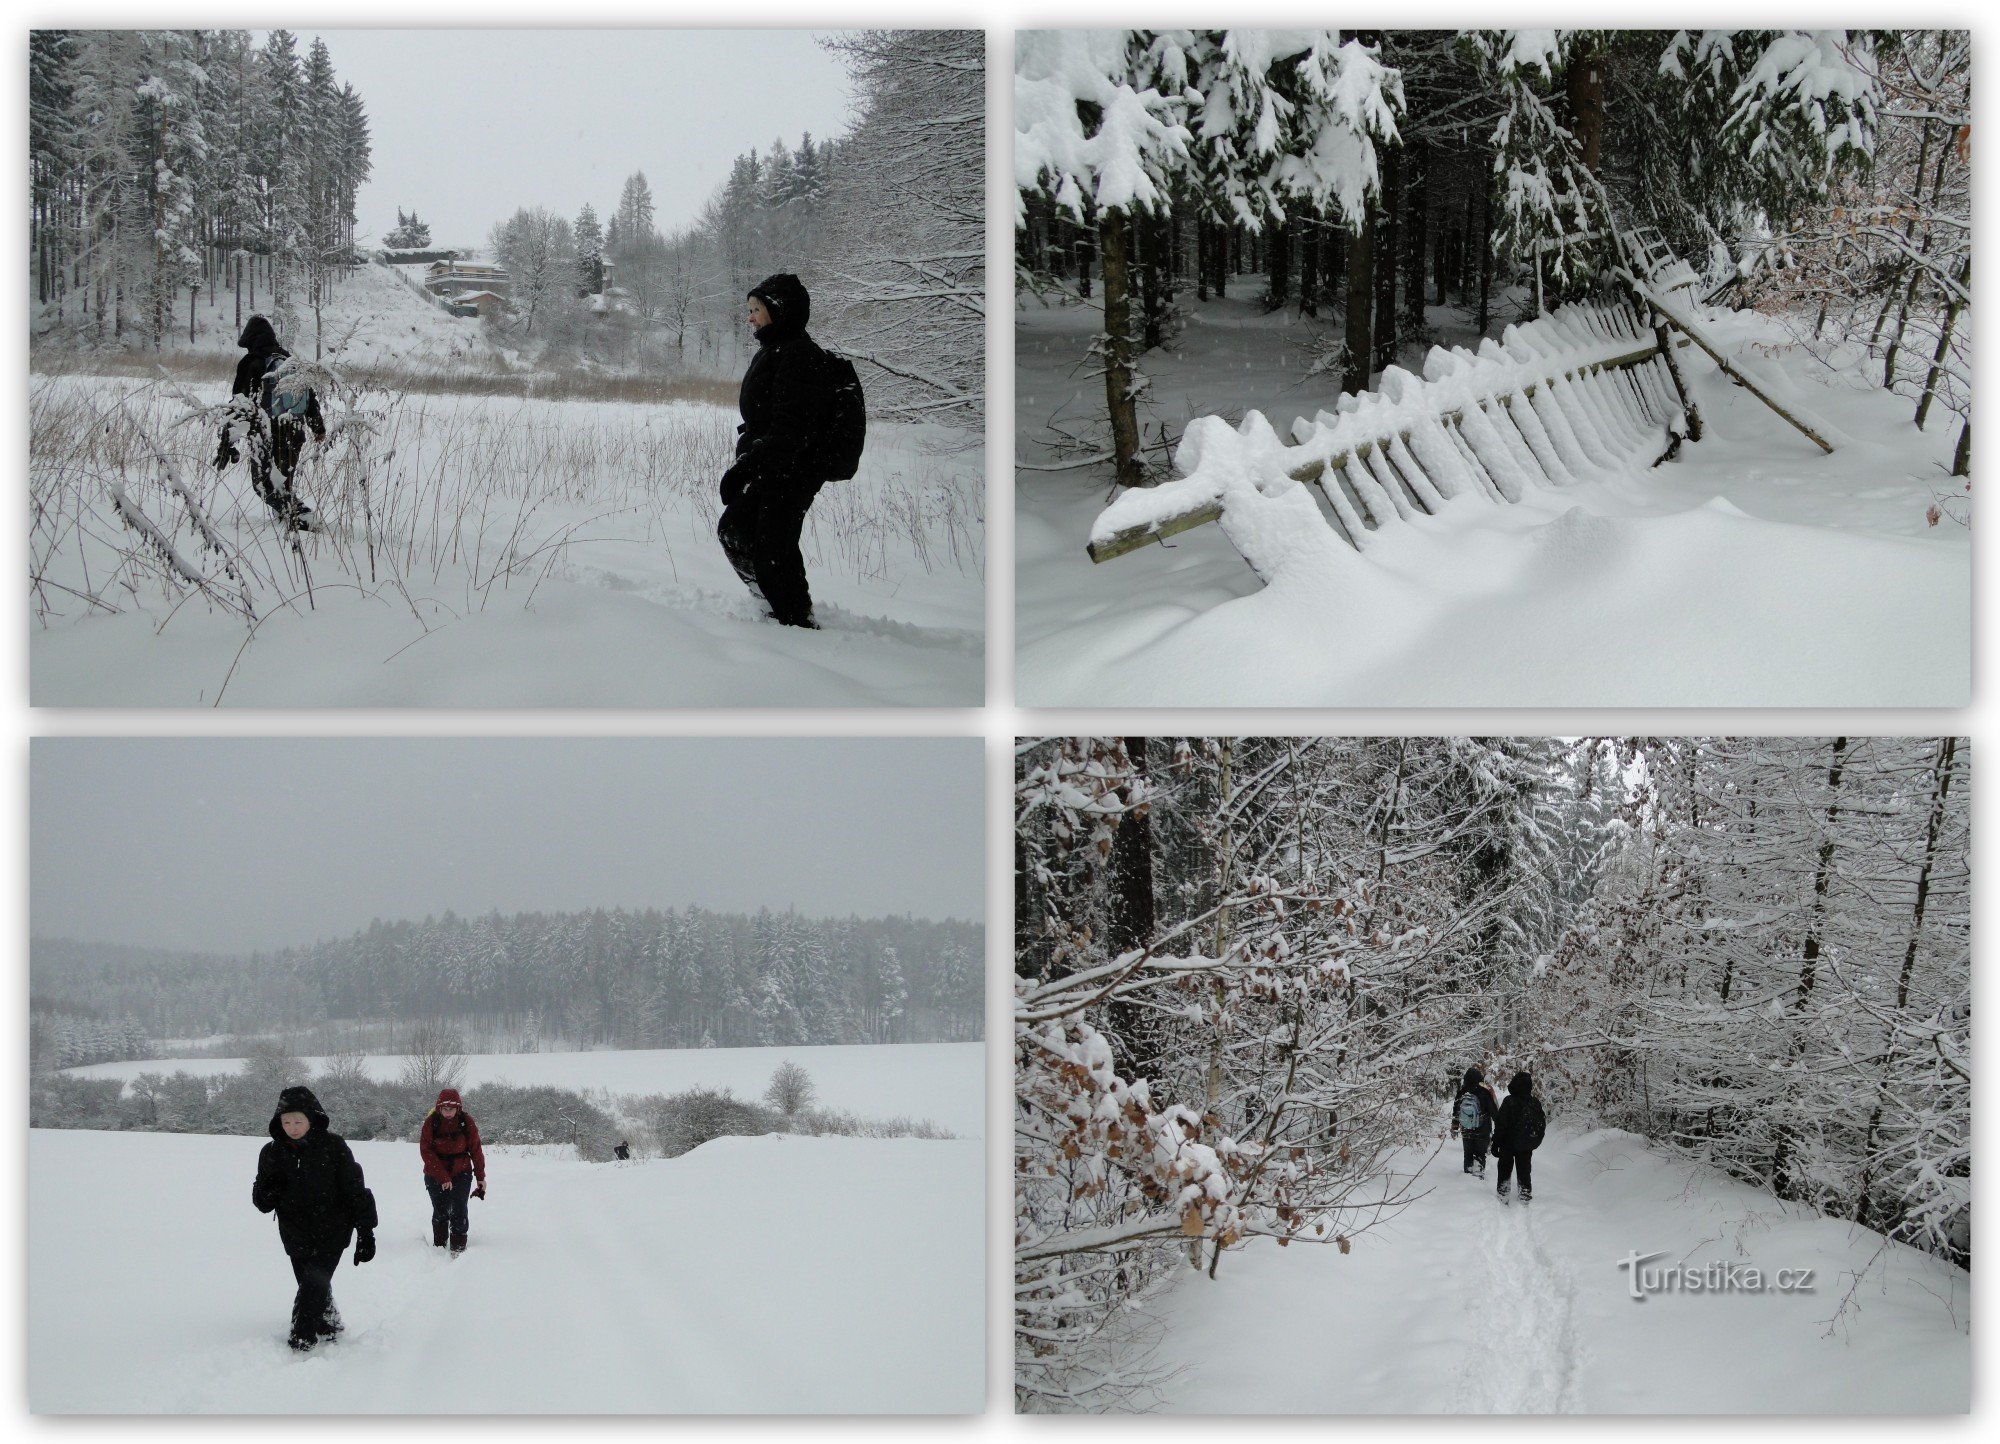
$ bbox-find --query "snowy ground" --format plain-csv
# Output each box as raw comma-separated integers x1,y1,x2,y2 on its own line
30,265,983,707
1016,287,1969,706
73,1041,984,1137
1137,1128,1968,1413
29,1128,982,1413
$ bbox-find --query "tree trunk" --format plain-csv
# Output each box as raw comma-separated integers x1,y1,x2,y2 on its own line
1105,738,1161,1086
1298,219,1319,318
1770,737,1848,1201
1098,205,1146,488
1914,255,1969,430
1344,208,1374,395
1404,140,1428,334
1374,146,1400,371
1854,737,1957,1229
1267,219,1290,310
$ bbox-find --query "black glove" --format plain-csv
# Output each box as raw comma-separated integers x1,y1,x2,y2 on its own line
719,464,752,507
214,435,239,471
353,1230,376,1265
473,1182,486,1201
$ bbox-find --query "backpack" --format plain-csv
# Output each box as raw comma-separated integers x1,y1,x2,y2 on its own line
1456,1092,1485,1132
818,350,866,481
259,354,313,424
1521,1099,1547,1151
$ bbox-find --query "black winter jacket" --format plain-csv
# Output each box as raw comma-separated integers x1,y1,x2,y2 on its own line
1491,1072,1547,1156
224,315,326,447
253,1088,377,1258
725,273,831,495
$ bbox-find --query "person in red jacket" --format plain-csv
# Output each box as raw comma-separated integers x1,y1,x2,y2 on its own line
419,1087,486,1254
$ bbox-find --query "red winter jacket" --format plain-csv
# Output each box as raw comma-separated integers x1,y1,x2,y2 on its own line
419,1088,486,1186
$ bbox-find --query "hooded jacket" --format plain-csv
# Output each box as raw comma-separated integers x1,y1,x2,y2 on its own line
419,1087,486,1186
252,1085,378,1257
1491,1072,1547,1156
726,273,831,493
229,315,326,428
1453,1067,1498,1137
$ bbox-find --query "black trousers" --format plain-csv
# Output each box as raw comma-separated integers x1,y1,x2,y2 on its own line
1497,1147,1534,1196
427,1173,474,1244
717,475,825,626
249,422,308,520
1461,1129,1491,1173
288,1246,345,1343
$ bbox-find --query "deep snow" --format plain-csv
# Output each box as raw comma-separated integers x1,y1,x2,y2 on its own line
29,1128,982,1413
30,262,983,708
1016,287,1969,706
74,1041,984,1138
1139,1128,1968,1413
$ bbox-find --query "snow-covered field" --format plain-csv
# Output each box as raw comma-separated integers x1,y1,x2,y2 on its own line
30,266,983,707
1016,289,1969,706
29,1128,982,1413
73,1041,984,1137
1137,1128,1968,1413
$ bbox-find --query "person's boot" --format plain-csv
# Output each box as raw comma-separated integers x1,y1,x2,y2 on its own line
433,1220,449,1248
289,1334,315,1353
1497,1179,1511,1203
450,1234,467,1256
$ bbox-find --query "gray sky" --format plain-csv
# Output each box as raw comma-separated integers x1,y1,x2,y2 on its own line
292,29,858,251
32,738,982,955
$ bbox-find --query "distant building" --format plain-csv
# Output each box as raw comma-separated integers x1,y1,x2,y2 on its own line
448,289,508,318
425,260,510,298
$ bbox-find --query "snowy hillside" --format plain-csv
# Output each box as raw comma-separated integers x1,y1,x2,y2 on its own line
30,1129,981,1413
74,1041,984,1137
1138,1129,1968,1413
1016,289,1969,707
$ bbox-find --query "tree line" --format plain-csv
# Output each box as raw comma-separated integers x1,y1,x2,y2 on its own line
32,904,982,1058
483,30,983,427
1014,736,1968,1408
1017,30,1968,488
31,29,374,355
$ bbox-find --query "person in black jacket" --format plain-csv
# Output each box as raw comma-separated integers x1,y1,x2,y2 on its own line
1450,1066,1499,1176
1490,1071,1548,1203
215,314,326,531
252,1085,378,1351
716,273,834,629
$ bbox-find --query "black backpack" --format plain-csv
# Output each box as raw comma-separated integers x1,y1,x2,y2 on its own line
819,350,866,481
1520,1098,1547,1151
258,352,313,424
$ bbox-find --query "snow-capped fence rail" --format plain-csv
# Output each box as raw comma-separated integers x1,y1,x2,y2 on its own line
1088,300,1689,567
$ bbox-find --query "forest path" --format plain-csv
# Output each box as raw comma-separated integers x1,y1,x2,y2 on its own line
1144,1128,1967,1412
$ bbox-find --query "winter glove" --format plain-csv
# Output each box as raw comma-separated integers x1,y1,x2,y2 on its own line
719,464,753,507
214,433,239,471
353,1230,376,1266
473,1182,487,1201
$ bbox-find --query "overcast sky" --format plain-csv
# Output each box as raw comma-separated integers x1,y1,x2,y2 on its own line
32,738,982,955
289,29,858,251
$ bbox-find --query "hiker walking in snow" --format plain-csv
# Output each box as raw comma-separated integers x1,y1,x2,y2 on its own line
251,1085,378,1352
1451,1066,1500,1177
715,272,864,629
214,314,326,532
419,1087,487,1254
1491,1071,1548,1203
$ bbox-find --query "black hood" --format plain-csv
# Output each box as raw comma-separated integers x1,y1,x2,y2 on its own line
748,272,811,340
1508,1071,1534,1097
270,1084,329,1144
238,314,284,356
1461,1067,1485,1092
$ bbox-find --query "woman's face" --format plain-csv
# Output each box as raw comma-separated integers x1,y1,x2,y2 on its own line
279,1112,310,1140
747,297,773,331
438,1101,460,1119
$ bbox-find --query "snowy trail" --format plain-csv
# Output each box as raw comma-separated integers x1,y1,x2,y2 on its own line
1143,1129,1967,1413
31,1130,983,1413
